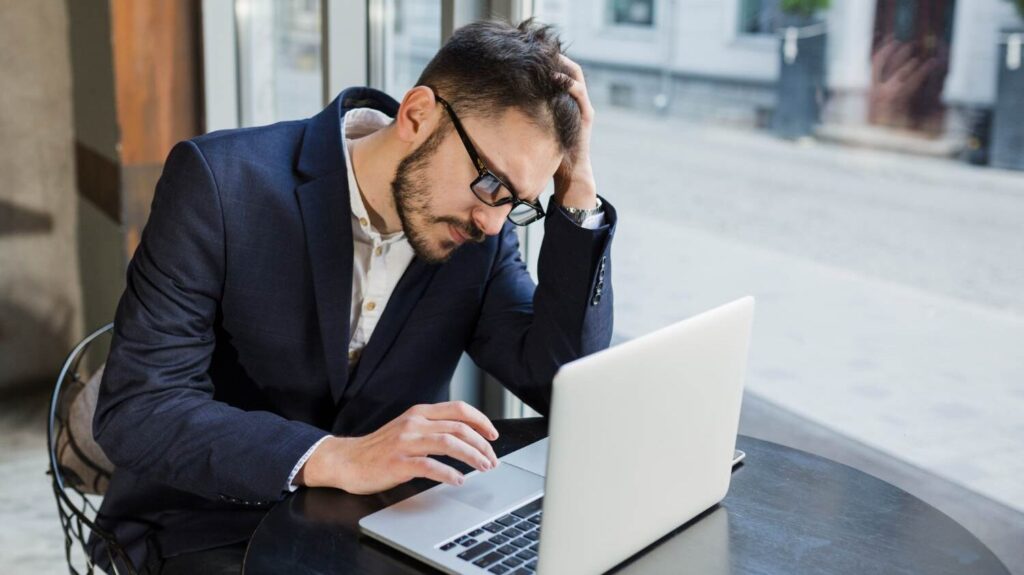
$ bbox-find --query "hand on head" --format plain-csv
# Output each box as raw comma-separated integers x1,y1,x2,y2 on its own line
553,53,599,210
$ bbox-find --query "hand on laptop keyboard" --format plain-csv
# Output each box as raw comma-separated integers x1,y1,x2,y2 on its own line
296,401,500,494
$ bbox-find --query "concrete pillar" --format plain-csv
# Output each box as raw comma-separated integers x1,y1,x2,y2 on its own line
944,0,1020,109
942,0,1021,141
0,0,84,392
822,0,877,125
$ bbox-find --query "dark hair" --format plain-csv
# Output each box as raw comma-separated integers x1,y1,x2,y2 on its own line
415,19,580,155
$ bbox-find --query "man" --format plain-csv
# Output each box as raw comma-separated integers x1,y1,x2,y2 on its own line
92,19,615,573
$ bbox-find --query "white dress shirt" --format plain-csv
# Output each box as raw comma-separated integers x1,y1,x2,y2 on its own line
285,108,605,491
342,109,418,368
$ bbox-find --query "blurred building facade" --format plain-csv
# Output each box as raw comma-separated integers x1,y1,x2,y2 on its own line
532,0,1021,146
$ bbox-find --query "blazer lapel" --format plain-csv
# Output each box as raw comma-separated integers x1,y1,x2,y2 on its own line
296,171,353,405
342,258,439,402
294,87,402,404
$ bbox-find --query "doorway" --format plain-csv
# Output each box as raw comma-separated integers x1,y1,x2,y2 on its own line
869,0,957,135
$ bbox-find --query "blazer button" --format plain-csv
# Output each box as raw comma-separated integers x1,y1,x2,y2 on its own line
591,294,602,306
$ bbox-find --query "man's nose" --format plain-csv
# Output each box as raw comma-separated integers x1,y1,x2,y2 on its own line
472,205,506,237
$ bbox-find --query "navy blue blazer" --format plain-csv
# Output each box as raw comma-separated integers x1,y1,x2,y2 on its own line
91,87,615,570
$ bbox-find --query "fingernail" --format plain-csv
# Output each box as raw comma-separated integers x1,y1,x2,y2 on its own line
457,475,465,486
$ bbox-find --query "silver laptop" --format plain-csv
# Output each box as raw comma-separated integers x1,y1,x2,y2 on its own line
359,296,755,575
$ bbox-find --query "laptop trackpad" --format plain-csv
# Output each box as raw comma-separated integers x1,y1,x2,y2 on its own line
501,438,548,476
440,463,544,514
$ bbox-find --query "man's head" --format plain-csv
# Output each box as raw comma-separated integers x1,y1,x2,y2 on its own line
388,19,581,264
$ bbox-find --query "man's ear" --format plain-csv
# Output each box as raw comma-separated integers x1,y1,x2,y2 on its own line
394,86,438,144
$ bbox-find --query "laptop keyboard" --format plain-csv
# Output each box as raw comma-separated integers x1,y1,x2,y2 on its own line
436,497,544,574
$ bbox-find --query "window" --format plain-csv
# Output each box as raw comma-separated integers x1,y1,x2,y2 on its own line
609,0,655,27
205,8,1024,556
738,0,781,35
535,0,1024,560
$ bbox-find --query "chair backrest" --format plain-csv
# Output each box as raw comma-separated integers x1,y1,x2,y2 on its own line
48,323,137,574
54,362,115,495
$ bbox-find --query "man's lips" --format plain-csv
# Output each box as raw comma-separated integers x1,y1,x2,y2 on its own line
449,224,467,245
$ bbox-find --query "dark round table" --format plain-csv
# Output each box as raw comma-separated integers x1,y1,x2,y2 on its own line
243,418,1010,574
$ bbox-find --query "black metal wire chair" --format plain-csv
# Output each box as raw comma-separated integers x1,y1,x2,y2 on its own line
47,323,138,574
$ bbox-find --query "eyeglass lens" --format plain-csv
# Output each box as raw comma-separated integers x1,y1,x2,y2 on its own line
471,173,512,204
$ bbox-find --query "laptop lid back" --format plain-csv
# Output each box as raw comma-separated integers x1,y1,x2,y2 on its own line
537,296,754,575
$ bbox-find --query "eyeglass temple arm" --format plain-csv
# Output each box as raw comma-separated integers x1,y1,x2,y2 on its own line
426,87,488,174
425,86,539,214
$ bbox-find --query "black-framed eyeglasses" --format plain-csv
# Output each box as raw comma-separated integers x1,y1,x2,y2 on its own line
430,89,546,226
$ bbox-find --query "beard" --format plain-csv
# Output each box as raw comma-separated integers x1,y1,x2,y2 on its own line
391,124,485,264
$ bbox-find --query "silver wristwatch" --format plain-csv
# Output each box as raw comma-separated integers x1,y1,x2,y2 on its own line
561,197,604,226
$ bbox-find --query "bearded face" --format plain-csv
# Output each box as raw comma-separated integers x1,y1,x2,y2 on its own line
390,123,485,264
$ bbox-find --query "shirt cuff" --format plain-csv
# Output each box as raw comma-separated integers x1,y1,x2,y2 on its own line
579,211,605,229
558,205,606,230
286,434,331,492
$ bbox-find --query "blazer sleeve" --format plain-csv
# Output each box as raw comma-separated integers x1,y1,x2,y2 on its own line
93,140,327,503
467,197,616,415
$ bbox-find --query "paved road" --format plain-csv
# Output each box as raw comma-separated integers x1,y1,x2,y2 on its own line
591,108,1024,513
597,111,1024,314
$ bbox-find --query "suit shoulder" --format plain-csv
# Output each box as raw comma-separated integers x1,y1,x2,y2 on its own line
189,119,307,173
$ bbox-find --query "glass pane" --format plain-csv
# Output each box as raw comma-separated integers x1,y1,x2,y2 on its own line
382,0,442,98
236,0,323,126
535,0,1024,540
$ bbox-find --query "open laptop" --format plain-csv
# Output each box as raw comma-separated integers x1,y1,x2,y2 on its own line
359,296,754,575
